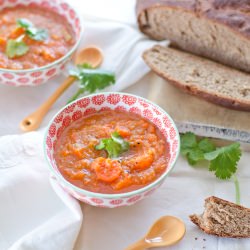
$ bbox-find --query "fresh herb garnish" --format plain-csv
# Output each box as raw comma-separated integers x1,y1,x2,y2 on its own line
6,39,29,58
17,18,48,41
181,132,215,165
204,143,241,179
181,132,242,204
17,18,33,29
67,64,115,103
5,18,48,58
26,27,48,41
95,131,129,158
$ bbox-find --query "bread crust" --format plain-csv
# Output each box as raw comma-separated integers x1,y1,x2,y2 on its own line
136,0,250,40
207,196,250,212
190,196,250,238
143,46,250,111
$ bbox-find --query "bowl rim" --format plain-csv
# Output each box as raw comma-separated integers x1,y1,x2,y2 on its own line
44,92,180,199
0,0,84,73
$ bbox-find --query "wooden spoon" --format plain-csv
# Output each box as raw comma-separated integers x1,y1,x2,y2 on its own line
125,216,185,250
20,46,103,132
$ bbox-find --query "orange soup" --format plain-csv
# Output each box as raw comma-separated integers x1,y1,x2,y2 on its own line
0,6,75,69
54,111,169,194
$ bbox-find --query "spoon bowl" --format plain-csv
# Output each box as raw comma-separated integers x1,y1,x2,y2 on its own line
75,46,103,67
20,46,103,132
125,216,185,250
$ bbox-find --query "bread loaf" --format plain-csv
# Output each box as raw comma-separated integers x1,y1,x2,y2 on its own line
137,0,250,72
143,45,250,111
190,196,250,238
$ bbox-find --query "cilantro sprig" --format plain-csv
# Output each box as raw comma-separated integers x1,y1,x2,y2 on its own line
6,38,28,59
5,18,48,58
180,132,241,179
67,64,115,103
204,143,241,179
181,132,242,204
181,132,216,165
95,131,129,158
17,18,48,41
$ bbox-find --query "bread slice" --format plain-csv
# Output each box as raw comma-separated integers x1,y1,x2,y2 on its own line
136,0,250,73
143,45,250,111
190,196,250,238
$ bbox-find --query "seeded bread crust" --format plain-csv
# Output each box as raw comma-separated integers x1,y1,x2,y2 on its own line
143,45,250,111
190,196,250,238
136,0,250,72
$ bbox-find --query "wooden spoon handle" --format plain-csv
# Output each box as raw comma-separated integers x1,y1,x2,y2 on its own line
124,239,149,250
20,76,76,132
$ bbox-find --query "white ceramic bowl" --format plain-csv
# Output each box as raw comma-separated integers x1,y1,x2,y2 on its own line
44,93,180,208
0,0,83,86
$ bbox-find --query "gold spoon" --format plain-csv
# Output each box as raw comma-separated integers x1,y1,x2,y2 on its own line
20,46,103,132
125,216,185,250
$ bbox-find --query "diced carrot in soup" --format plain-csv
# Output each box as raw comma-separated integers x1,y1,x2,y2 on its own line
130,151,154,171
0,37,6,47
115,126,131,137
91,157,122,183
8,27,25,39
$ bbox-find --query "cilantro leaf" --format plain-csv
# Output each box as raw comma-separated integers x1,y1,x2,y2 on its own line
17,18,48,41
103,139,121,158
180,132,197,155
71,68,115,92
17,18,33,29
67,64,115,103
80,63,93,69
95,132,129,158
111,132,129,152
181,133,218,166
198,138,216,153
187,148,205,165
26,28,48,41
180,132,206,165
204,143,241,179
6,39,29,58
95,140,105,150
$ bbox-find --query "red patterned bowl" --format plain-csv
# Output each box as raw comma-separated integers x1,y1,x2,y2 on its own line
44,93,180,208
0,0,82,87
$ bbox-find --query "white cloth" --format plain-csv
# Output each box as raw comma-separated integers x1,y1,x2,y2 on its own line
0,132,82,250
0,0,164,249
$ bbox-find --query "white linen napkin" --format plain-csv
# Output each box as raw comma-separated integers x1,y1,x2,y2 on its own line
0,0,165,249
0,132,82,250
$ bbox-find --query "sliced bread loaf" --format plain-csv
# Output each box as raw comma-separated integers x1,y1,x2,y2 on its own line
137,0,250,72
190,196,250,238
143,45,250,111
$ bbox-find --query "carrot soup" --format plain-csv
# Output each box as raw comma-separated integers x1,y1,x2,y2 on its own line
0,5,75,69
54,110,169,194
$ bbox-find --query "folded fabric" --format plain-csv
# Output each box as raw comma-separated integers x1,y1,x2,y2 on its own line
0,132,82,250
